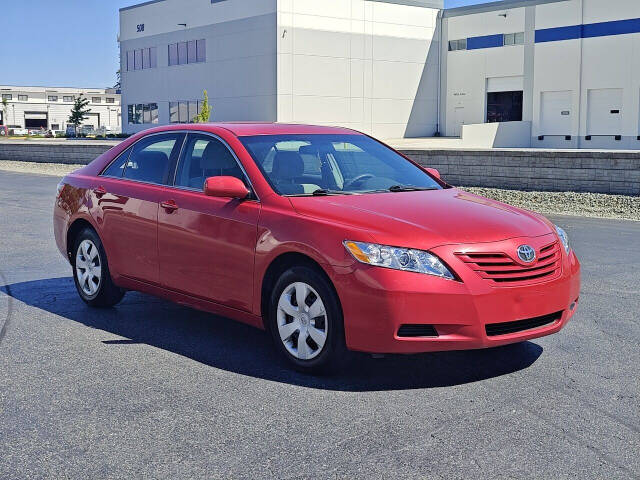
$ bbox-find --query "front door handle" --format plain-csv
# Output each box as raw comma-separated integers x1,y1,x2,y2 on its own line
160,200,179,212
93,186,107,197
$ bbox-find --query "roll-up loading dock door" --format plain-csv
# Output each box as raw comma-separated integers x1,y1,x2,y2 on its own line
587,88,623,136
24,112,48,129
540,91,573,136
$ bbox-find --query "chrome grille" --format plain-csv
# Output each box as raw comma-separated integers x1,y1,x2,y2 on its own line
456,241,562,286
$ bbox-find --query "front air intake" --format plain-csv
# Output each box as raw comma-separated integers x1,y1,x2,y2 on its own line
485,311,562,337
397,324,438,338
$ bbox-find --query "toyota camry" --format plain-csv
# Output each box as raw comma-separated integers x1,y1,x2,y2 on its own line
54,123,581,372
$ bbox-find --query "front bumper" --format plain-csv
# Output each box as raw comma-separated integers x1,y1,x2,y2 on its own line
332,234,581,354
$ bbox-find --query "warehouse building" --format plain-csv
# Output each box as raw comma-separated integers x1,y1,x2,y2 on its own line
120,0,640,149
442,0,640,149
0,86,121,133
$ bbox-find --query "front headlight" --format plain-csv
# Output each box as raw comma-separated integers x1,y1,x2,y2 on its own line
343,241,455,280
555,225,570,254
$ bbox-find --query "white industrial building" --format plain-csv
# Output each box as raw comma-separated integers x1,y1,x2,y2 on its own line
120,0,640,149
0,86,121,133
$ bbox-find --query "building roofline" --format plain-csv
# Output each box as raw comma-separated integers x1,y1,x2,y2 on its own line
443,0,568,18
0,84,117,91
121,0,443,13
120,0,168,12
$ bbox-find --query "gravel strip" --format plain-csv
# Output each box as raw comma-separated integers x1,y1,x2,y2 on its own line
464,187,639,221
0,160,636,221
0,160,80,178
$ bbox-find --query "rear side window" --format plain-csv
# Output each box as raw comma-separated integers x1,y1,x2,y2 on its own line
123,133,184,185
102,147,132,177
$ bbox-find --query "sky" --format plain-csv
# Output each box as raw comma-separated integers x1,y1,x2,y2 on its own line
1,0,496,88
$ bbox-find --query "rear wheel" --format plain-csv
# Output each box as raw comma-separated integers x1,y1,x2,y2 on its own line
72,228,124,308
269,265,345,373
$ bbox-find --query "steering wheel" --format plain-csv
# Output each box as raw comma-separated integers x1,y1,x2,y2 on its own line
344,174,375,190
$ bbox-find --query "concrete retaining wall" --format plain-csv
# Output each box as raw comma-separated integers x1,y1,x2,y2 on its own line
0,140,638,195
0,141,115,165
405,149,640,196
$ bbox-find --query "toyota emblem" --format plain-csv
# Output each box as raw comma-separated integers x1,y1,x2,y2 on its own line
517,245,536,263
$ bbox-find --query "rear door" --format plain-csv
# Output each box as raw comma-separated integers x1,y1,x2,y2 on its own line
157,132,260,312
96,132,185,285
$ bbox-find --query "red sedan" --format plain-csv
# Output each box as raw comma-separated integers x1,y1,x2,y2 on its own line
54,123,580,372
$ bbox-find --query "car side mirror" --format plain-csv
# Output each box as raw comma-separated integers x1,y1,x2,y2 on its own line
424,167,441,180
204,176,250,199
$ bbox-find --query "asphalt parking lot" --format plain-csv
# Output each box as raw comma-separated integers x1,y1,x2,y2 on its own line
0,169,638,479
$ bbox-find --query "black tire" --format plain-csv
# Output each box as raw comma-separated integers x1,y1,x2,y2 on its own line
268,265,345,374
71,227,125,308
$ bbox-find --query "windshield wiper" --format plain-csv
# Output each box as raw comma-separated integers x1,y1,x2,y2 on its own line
311,189,353,196
387,185,439,192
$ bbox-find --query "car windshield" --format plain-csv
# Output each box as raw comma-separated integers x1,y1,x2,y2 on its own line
240,134,443,196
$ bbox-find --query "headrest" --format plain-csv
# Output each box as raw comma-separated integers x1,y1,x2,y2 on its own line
201,141,237,170
273,151,304,180
129,150,169,183
136,150,168,164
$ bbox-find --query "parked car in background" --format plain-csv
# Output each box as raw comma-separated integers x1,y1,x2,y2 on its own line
53,123,581,373
66,126,77,137
0,126,8,136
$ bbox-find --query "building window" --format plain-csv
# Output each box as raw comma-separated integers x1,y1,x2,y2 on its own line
504,32,525,46
448,39,467,51
134,49,143,70
168,43,178,66
48,96,58,102
169,100,204,123
168,39,206,66
106,97,115,104
51,124,60,131
2,94,12,101
63,96,74,102
197,39,206,62
178,41,188,65
127,103,159,125
92,97,102,103
127,47,157,71
18,95,28,101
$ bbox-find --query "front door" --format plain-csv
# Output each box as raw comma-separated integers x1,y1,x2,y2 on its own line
96,132,185,285
158,133,260,312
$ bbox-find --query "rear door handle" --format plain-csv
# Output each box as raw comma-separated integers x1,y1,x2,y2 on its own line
93,186,107,197
160,200,178,212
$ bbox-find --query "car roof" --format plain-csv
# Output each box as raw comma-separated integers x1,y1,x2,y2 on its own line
138,123,363,137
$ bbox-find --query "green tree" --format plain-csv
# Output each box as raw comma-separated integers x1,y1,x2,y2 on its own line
193,90,212,123
1,97,8,126
68,94,91,135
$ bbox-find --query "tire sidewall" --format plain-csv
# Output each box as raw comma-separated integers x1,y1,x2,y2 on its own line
269,266,344,372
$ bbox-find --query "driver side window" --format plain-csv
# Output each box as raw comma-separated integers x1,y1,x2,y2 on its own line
174,133,246,190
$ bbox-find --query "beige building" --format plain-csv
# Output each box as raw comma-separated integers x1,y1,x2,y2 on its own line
0,85,121,133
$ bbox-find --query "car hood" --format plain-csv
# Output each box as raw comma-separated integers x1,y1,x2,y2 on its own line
288,188,553,249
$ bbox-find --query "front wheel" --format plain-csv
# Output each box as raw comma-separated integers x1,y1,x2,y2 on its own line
269,265,345,373
72,227,125,308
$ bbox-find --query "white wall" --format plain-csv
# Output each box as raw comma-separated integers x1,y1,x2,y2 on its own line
119,0,277,41
120,0,278,133
276,0,440,138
